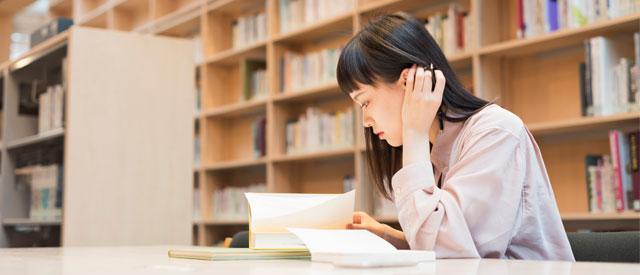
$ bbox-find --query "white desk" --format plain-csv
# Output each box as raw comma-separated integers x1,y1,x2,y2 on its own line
0,246,638,275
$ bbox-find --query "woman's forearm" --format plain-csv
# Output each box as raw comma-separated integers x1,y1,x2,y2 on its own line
382,224,410,249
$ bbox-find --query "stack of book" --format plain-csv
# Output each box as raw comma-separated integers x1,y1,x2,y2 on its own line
585,130,640,213
516,0,640,39
285,107,354,154
423,4,475,56
15,164,63,221
278,0,353,34
38,84,65,134
252,117,267,158
232,11,267,49
580,33,640,116
212,184,267,221
280,47,341,93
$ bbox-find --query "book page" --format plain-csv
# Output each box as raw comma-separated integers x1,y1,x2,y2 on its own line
245,190,355,233
287,228,397,254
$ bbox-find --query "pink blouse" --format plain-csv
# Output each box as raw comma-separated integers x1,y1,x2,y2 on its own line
391,104,575,261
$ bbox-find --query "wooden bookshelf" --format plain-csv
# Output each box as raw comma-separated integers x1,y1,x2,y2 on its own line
50,0,73,18
2,218,62,227
24,0,639,246
0,27,194,248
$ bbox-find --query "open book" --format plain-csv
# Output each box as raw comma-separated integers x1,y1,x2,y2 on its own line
244,190,355,250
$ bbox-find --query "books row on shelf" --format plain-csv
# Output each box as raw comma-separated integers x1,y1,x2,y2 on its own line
278,0,353,34
424,4,476,56
232,11,267,49
253,117,267,158
211,184,267,221
585,130,640,213
242,59,268,101
192,34,203,65
280,47,341,93
580,33,640,116
516,0,640,39
285,107,355,154
15,164,63,221
38,84,65,134
194,136,201,166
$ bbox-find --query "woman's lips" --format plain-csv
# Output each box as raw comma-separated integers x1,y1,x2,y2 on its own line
377,132,384,137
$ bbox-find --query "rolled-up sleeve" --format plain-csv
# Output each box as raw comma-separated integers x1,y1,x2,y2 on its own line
392,127,524,258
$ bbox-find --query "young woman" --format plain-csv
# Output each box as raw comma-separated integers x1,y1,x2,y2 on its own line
339,12,574,260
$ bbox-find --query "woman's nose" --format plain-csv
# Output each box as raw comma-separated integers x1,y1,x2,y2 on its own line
362,112,373,128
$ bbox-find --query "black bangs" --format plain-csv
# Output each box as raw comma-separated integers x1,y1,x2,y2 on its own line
336,37,378,95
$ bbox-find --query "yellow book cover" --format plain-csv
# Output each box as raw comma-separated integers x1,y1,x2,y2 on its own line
167,247,310,261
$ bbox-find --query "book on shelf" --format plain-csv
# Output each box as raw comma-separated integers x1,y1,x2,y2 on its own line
280,47,341,93
423,3,476,56
193,186,201,221
232,11,267,49
244,190,355,249
191,34,203,65
252,117,267,158
516,0,640,39
241,59,268,101
38,84,65,134
278,0,353,34
585,129,640,213
285,107,354,154
580,33,640,116
195,68,201,114
212,184,266,221
194,136,201,166
15,164,63,221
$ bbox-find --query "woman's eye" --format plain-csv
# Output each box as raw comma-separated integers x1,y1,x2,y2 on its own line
361,101,369,109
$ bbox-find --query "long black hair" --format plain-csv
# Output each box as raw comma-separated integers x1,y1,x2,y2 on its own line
336,12,492,199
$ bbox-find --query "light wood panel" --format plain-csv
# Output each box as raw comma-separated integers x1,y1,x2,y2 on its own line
64,27,194,245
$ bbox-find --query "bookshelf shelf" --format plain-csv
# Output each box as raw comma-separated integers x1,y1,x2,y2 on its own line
206,0,263,15
153,0,201,21
271,147,354,163
2,218,62,227
203,99,267,118
5,128,65,151
448,52,474,68
358,0,403,13
205,41,267,66
9,31,69,72
112,0,151,32
528,112,640,137
274,82,340,103
273,12,354,44
478,14,640,58
77,1,112,27
199,219,248,226
561,212,640,221
203,157,267,171
152,2,201,37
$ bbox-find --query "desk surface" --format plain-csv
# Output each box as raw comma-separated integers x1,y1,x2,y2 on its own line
0,246,638,275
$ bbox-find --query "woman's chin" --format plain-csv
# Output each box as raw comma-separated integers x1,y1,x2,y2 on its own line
385,139,402,148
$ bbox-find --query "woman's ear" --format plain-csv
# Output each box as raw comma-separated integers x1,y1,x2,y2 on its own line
398,68,410,87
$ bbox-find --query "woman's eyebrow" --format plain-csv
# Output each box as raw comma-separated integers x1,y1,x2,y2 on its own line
352,91,365,103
